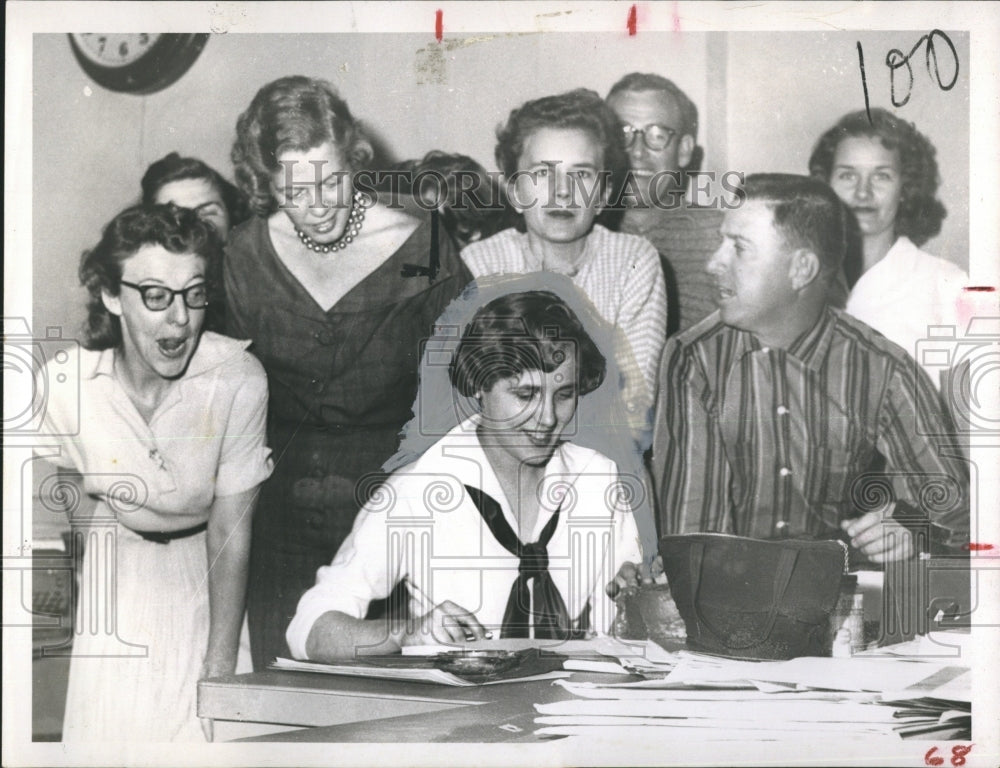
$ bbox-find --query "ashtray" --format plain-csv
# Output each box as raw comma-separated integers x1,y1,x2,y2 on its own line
434,649,521,677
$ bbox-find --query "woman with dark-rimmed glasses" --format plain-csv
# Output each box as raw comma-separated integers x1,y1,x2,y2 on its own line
39,204,272,741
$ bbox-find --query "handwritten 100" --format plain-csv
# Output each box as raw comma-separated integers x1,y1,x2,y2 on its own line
856,30,959,122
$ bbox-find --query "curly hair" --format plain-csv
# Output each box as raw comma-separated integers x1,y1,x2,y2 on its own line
494,88,628,207
808,108,946,246
141,152,252,231
606,72,699,139
231,76,373,217
450,290,606,398
390,150,512,247
78,204,222,350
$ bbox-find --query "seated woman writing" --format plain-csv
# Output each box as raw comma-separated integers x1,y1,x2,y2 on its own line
285,290,642,660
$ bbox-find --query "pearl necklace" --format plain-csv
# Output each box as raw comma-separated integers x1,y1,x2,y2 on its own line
295,191,370,254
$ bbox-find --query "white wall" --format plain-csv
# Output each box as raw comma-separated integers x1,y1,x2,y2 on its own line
32,31,967,338
725,30,969,269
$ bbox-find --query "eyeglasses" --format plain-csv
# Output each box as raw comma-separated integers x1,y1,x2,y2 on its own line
120,281,209,311
622,123,679,151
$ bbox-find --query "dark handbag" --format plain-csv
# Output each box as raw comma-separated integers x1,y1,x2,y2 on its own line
660,533,847,660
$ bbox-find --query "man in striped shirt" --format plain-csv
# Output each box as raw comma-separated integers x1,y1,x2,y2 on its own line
651,174,968,564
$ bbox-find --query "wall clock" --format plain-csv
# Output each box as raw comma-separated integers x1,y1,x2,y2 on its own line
68,33,210,95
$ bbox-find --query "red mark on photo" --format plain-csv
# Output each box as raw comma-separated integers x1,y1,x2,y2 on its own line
924,745,973,767
673,1,682,32
627,5,637,36
955,287,998,330
964,543,995,552
435,10,443,42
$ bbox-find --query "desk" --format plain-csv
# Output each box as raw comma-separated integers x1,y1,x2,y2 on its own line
199,670,609,743
198,555,975,744
199,669,497,739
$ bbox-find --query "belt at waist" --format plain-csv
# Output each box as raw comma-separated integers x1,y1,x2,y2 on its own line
132,521,207,544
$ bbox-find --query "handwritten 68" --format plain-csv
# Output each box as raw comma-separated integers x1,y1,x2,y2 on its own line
924,744,973,767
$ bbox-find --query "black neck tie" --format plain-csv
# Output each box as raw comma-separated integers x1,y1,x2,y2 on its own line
464,485,588,639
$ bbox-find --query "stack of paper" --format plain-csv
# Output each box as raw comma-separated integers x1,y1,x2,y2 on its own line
534,633,973,741
881,662,971,740
535,693,902,739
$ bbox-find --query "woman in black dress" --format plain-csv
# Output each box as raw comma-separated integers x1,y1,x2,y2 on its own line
225,75,472,667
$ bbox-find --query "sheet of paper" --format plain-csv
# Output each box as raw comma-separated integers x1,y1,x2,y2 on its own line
880,667,972,703
534,716,896,735
534,725,899,741
855,631,973,661
272,657,570,687
554,679,881,702
535,698,901,723
663,655,964,693
562,659,631,675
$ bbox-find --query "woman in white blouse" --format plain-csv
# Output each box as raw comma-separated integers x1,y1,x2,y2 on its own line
286,289,642,661
40,204,272,741
809,108,967,388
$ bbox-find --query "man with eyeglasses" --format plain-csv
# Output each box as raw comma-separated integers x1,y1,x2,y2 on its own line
607,73,723,335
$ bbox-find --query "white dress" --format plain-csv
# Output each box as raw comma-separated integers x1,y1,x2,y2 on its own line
286,416,643,658
845,237,967,389
39,332,272,742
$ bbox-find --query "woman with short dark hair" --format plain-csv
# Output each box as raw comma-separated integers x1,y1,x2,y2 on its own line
141,152,251,242
140,153,250,332
463,89,667,443
285,290,642,661
44,204,271,741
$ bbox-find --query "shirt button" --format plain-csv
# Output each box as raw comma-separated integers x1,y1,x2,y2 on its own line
310,378,326,394
776,520,789,532
313,330,335,345
777,406,789,415
760,346,771,354
625,401,637,413
779,467,792,477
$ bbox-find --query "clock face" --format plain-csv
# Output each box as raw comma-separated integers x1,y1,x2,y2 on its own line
68,33,209,94
72,33,164,69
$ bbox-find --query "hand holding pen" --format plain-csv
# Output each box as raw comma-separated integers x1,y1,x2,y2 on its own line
402,577,494,646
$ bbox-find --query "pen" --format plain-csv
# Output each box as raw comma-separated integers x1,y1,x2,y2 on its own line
405,576,434,613
404,577,493,641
